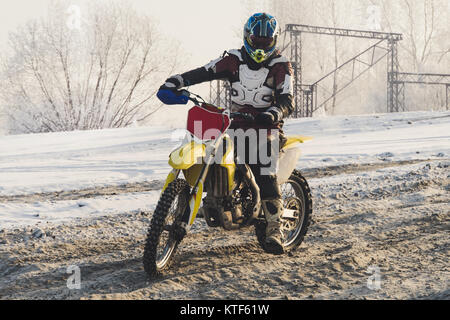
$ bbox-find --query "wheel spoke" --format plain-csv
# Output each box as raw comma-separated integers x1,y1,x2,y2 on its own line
280,178,306,247
156,191,187,268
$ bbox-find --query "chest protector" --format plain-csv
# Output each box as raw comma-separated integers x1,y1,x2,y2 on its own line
231,65,273,108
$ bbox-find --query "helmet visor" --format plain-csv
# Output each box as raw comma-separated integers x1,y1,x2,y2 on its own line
248,35,275,50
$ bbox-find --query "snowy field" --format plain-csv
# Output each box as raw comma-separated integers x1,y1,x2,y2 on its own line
0,110,448,227
0,110,449,300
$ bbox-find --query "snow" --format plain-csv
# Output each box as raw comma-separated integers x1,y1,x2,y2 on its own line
0,191,161,229
0,110,449,227
284,111,450,168
0,126,178,195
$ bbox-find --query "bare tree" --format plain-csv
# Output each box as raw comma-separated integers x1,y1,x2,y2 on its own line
0,0,181,134
270,0,449,114
370,0,449,72
368,0,449,110
327,0,341,115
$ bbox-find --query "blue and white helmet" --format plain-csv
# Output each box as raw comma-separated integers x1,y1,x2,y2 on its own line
243,13,280,64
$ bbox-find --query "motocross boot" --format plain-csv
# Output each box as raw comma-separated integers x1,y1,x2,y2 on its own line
262,198,285,255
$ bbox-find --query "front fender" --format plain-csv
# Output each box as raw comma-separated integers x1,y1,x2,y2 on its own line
169,141,206,170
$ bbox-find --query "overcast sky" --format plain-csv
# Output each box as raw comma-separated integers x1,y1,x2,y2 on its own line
0,0,270,112
0,0,271,68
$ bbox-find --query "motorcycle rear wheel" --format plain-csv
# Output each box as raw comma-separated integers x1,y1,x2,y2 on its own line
255,170,313,253
143,179,190,278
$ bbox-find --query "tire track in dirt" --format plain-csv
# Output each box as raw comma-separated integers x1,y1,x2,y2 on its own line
0,159,440,203
1,160,449,299
0,180,164,203
0,229,267,299
302,158,439,179
0,212,267,299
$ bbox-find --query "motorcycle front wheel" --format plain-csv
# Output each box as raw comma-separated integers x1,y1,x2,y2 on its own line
143,179,190,278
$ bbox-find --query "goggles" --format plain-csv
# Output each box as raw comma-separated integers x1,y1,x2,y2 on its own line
247,35,275,50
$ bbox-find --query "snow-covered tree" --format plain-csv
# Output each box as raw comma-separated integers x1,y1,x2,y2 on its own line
0,1,181,134
267,0,449,114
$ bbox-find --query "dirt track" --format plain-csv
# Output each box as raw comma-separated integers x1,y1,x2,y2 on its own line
0,159,449,300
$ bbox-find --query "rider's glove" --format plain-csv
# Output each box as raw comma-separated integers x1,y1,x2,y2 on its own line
157,74,190,105
159,74,185,92
255,107,283,125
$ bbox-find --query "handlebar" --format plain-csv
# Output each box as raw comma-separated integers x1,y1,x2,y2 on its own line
230,112,255,122
180,89,255,122
180,90,204,106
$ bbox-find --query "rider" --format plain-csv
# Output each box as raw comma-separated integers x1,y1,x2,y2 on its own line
158,13,294,254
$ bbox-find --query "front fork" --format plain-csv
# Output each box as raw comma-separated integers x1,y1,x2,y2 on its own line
162,153,215,235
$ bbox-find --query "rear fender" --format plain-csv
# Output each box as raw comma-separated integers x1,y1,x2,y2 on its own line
283,135,313,150
278,135,313,185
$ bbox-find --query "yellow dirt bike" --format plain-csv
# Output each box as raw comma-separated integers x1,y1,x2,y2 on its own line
143,90,313,278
